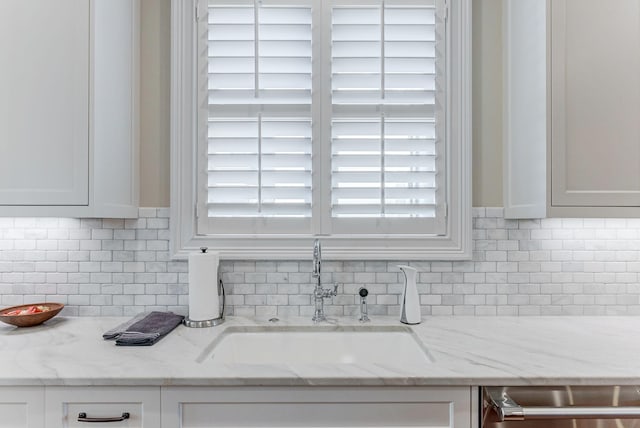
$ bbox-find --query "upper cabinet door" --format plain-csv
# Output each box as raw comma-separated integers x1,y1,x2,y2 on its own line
550,0,640,208
0,0,89,206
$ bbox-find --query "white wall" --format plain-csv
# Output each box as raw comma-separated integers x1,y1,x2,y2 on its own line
472,0,503,207
140,0,170,207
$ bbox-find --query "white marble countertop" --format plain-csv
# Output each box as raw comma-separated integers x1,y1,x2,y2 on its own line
0,315,638,387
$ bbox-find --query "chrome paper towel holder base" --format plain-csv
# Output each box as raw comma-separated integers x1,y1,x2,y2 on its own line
184,278,225,328
183,316,224,328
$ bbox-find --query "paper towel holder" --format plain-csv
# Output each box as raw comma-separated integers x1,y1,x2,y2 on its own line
183,248,226,328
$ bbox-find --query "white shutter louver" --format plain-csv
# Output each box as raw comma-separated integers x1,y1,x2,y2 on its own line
330,1,443,223
206,0,313,226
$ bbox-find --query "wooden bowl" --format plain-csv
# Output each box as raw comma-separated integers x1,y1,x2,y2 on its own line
0,303,64,327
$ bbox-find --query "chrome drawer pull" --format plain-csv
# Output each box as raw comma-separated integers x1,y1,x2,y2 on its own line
486,388,640,421
77,412,130,423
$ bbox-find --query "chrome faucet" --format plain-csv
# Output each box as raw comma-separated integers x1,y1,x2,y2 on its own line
311,239,338,323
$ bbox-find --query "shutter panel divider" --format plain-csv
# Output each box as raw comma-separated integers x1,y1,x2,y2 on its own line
257,113,263,213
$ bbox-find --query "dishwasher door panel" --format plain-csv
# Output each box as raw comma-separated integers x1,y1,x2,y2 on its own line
482,386,640,428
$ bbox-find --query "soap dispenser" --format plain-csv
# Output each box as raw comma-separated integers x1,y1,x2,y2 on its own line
398,265,420,324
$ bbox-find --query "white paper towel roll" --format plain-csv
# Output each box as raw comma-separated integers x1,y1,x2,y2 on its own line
188,249,220,321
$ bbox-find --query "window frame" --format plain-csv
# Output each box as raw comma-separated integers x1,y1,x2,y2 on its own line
170,0,472,260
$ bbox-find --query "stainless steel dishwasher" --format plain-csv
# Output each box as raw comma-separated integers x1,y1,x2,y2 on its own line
482,386,640,428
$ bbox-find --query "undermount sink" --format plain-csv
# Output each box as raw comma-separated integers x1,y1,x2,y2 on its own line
202,326,433,365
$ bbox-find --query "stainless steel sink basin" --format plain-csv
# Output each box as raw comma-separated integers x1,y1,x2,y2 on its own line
202,326,432,365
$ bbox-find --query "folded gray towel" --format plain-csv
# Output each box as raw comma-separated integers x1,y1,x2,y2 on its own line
102,312,149,340
104,312,184,346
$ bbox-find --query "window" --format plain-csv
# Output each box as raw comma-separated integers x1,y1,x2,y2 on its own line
170,0,471,259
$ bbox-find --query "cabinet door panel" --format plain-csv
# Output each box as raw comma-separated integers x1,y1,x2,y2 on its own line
0,386,45,428
551,0,640,207
162,386,473,428
0,0,89,206
182,402,452,427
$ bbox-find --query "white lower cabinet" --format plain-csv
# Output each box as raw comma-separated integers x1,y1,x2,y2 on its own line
161,386,477,428
45,387,160,428
0,385,477,428
0,387,45,428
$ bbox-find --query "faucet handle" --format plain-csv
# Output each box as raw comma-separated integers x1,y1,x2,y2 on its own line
322,283,338,297
358,287,370,323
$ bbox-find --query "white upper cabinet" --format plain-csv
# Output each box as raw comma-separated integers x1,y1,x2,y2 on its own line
549,0,640,215
502,0,547,219
503,0,640,218
0,0,139,218
0,0,89,207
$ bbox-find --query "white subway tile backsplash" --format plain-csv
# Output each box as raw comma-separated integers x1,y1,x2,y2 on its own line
2,207,640,316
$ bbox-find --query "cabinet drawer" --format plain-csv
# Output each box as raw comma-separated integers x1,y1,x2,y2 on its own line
45,387,160,428
63,403,143,428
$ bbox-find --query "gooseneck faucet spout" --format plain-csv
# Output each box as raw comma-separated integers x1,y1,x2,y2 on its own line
311,239,338,323
313,239,321,279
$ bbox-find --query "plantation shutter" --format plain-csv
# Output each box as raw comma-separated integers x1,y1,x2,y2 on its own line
329,0,446,235
199,0,447,237
200,0,314,234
